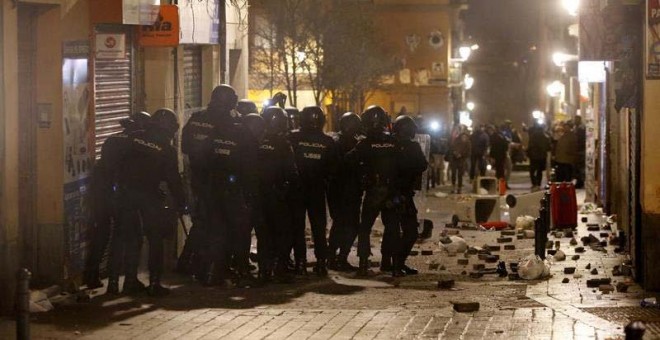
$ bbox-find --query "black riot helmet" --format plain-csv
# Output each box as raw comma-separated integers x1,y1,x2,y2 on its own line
236,99,258,116
208,84,238,114
339,112,361,136
393,115,418,140
120,111,151,130
285,107,300,130
242,113,266,142
300,106,326,131
361,105,389,135
262,106,289,136
151,108,179,139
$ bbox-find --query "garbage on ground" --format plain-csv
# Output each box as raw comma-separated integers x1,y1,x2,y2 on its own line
515,215,536,230
517,255,551,280
479,221,510,230
641,297,659,308
30,291,54,313
579,203,601,214
453,302,480,313
438,236,468,253
523,230,535,239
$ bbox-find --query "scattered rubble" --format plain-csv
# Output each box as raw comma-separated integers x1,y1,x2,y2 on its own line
437,280,455,289
562,278,570,283
453,302,480,313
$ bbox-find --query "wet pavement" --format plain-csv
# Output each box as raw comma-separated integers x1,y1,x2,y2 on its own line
0,171,653,339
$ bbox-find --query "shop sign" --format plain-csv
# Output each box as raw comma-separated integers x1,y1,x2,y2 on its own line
578,61,607,83
123,0,159,25
647,0,660,78
179,0,221,44
95,34,126,59
139,5,179,47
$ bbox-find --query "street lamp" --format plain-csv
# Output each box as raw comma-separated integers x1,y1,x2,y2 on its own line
546,80,564,97
466,102,475,111
562,0,579,16
552,52,578,67
459,46,472,61
464,74,475,90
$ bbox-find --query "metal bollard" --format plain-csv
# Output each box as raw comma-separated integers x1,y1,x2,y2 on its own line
534,216,547,260
16,268,31,340
624,321,645,340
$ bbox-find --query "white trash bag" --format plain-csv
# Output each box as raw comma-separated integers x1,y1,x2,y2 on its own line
515,215,536,230
438,236,468,254
518,255,551,280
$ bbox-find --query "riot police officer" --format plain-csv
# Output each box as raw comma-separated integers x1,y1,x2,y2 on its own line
349,105,402,277
288,106,338,276
327,112,362,272
256,107,299,283
112,108,186,296
392,115,428,275
285,107,300,131
178,85,238,279
236,99,258,117
204,98,259,288
84,111,151,289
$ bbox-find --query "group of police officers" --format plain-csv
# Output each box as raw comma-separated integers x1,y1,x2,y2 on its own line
84,84,428,296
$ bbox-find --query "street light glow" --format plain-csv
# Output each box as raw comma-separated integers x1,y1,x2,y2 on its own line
466,102,475,111
459,46,472,61
562,0,579,16
552,52,577,67
430,121,440,131
464,74,475,90
546,81,564,97
532,110,544,119
471,44,480,50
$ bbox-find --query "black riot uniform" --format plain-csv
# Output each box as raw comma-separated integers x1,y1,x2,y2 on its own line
256,107,299,282
112,109,185,296
204,109,259,287
392,115,428,275
236,99,258,116
178,85,238,277
349,106,402,277
84,112,151,289
288,106,338,276
327,112,363,272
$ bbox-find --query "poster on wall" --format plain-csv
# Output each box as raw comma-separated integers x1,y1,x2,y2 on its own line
62,40,93,277
95,34,126,59
648,0,660,78
179,0,220,44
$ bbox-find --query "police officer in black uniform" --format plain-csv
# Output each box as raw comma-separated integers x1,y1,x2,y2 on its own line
349,105,402,277
327,112,362,272
204,94,259,288
392,115,428,275
256,106,299,283
84,112,151,289
112,109,186,296
178,85,237,278
236,99,258,117
288,106,338,276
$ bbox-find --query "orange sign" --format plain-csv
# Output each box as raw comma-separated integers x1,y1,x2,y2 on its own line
138,5,179,47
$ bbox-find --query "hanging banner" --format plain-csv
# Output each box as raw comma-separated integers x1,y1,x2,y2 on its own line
62,40,94,277
138,5,180,47
648,0,660,78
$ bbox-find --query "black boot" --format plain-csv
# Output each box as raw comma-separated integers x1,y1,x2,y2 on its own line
106,277,120,295
326,254,338,270
273,260,295,284
147,276,170,297
392,257,406,277
380,254,392,272
335,257,358,272
358,257,370,277
294,259,308,275
314,259,328,277
123,277,147,295
84,270,103,289
402,264,419,275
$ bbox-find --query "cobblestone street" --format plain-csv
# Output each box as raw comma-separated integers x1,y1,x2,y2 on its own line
0,173,651,339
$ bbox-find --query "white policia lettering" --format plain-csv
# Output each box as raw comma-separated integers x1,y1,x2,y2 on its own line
260,145,275,150
134,138,162,151
299,142,327,149
193,134,208,141
214,139,237,146
372,143,395,148
190,121,214,129
215,148,231,155
304,153,322,159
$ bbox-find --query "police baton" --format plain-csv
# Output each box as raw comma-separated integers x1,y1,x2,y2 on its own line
179,216,189,238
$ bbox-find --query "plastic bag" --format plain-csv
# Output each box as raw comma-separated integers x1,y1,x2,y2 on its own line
438,236,468,254
515,215,536,230
518,255,551,280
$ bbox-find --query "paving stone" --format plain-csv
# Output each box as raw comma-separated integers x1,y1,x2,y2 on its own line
488,245,501,251
571,255,580,261
453,302,480,313
437,280,455,289
473,264,485,271
458,259,469,265
575,246,585,253
562,278,570,283
421,250,433,256
616,282,630,292
496,237,512,243
469,272,484,278
599,284,614,293
587,278,612,288
500,230,516,236
564,267,576,274
485,255,499,263
409,250,419,256
504,245,516,250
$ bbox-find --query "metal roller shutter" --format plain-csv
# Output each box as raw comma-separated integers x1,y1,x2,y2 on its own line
183,46,203,110
94,31,133,159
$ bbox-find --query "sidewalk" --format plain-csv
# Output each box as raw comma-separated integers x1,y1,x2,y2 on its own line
0,171,653,339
